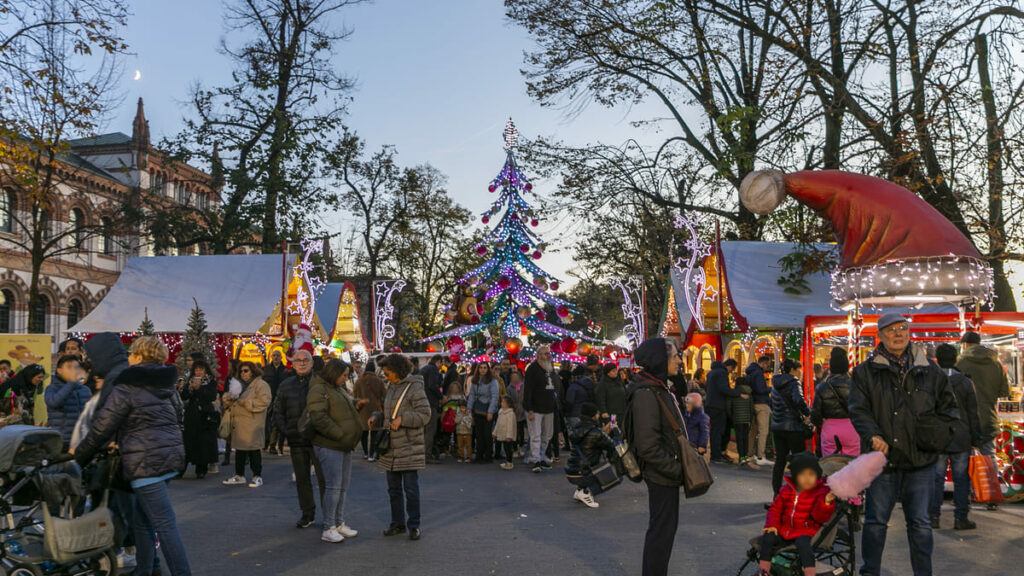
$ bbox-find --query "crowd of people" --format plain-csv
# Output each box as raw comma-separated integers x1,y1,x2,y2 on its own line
0,314,1013,576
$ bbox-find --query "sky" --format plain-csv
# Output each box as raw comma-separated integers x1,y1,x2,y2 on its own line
106,0,664,284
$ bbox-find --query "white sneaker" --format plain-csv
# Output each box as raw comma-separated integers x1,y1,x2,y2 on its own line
248,476,263,488
291,472,296,483
222,475,246,486
574,489,599,509
755,458,773,466
321,527,344,543
336,524,358,538
116,548,136,569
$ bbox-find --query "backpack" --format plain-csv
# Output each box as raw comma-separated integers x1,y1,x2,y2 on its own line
441,406,456,433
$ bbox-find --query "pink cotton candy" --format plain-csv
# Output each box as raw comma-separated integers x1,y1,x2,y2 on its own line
826,451,887,501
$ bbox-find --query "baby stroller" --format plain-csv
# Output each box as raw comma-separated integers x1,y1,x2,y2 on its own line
737,454,861,576
0,426,116,575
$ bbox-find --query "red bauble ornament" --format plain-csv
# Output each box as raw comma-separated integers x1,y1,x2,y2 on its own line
549,281,560,291
556,305,570,318
530,219,539,227
504,337,522,356
488,184,496,192
550,341,562,354
516,359,528,371
482,215,490,224
476,246,487,256
519,243,529,253
560,337,578,354
498,276,512,289
469,314,481,323
532,251,542,260
426,341,443,353
535,310,547,321
525,183,533,191
510,212,519,220
449,353,461,363
476,303,484,314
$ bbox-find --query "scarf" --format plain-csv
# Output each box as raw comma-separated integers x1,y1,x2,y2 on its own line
875,345,912,382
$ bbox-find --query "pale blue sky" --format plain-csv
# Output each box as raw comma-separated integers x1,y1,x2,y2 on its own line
107,0,665,282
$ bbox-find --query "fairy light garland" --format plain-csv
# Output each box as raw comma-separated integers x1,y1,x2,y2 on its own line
831,255,994,310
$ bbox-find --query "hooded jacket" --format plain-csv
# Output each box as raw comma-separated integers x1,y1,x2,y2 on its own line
705,361,739,410
626,338,683,487
849,344,959,470
745,363,771,405
683,404,709,449
764,476,835,540
74,363,185,481
565,376,596,418
942,368,983,454
955,345,1010,440
84,333,131,410
44,375,91,445
566,418,617,476
596,374,628,419
770,373,810,433
810,373,852,426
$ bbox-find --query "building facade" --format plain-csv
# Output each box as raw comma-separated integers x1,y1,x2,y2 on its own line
0,98,219,342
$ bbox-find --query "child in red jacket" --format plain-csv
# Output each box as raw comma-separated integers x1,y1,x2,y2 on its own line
758,451,836,576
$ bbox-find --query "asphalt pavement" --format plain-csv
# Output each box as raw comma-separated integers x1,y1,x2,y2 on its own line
167,453,1023,576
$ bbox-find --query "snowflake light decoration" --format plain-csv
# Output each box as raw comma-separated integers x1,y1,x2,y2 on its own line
374,280,406,350
609,275,646,350
673,211,713,331
287,238,326,327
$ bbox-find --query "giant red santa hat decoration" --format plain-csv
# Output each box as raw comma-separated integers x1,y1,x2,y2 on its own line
739,169,994,309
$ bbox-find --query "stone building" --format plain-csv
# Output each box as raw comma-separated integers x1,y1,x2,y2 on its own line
0,98,219,342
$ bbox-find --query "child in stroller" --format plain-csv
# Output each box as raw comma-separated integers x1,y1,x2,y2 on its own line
0,425,116,575
756,452,836,576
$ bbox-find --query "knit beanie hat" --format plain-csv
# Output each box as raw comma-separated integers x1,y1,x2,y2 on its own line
580,402,599,420
935,343,958,369
788,451,822,480
829,347,849,375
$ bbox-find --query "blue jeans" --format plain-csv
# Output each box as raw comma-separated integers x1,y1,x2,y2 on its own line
386,470,420,530
133,480,191,576
931,451,971,520
861,467,933,576
314,446,353,530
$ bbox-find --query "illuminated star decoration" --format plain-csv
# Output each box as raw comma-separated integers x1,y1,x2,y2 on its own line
608,275,646,350
374,280,406,350
287,237,326,327
673,211,713,331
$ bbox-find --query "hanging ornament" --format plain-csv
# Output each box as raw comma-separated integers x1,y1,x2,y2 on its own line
447,336,464,353
556,305,570,318
531,219,539,227
560,313,574,325
550,340,562,354
482,215,490,224
516,306,530,319
476,246,487,256
510,212,519,221
519,243,530,253
426,341,443,353
535,310,547,321
504,337,523,356
495,240,506,250
577,342,593,357
449,353,461,362
533,276,545,287
549,281,560,291
532,250,542,260
520,323,529,336
488,184,496,193
560,337,578,354
476,303,485,314
498,276,512,289
501,178,509,186
525,183,533,191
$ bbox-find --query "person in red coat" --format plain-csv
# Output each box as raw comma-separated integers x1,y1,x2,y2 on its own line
758,452,836,576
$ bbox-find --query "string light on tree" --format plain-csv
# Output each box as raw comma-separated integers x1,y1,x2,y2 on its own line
420,119,596,361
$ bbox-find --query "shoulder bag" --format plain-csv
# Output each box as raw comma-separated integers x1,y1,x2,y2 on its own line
653,390,713,498
372,382,412,455
779,384,815,439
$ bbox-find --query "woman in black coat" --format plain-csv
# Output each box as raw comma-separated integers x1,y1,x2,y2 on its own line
180,359,219,478
74,336,191,576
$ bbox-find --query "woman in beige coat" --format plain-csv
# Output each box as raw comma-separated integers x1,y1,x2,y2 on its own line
221,361,272,487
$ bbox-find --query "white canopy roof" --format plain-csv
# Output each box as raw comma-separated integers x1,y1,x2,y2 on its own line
71,255,294,334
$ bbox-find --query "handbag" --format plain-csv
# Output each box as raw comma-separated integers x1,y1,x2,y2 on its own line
372,382,412,456
654,391,713,498
218,408,233,440
778,385,815,439
106,450,133,494
969,451,1004,504
591,461,622,491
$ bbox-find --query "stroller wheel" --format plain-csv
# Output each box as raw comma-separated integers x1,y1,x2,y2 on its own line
86,549,118,576
6,563,43,576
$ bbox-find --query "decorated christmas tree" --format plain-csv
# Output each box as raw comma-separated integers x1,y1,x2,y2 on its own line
422,119,595,361
176,299,220,376
137,307,156,336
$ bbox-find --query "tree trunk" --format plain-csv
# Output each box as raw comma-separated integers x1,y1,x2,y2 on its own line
975,33,1015,310
28,248,44,334
821,0,845,170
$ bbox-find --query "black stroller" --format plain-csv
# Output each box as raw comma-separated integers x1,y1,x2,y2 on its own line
737,454,861,576
0,426,117,575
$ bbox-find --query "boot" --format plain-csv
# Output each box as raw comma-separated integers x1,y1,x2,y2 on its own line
930,515,940,529
954,517,977,531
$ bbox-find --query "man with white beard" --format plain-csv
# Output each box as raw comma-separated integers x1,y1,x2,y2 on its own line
523,345,559,473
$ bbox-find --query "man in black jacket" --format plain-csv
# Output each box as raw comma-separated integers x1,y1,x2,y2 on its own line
263,349,288,454
627,337,683,576
705,358,742,463
273,350,326,528
849,313,959,576
930,343,982,531
524,345,558,471
419,355,444,461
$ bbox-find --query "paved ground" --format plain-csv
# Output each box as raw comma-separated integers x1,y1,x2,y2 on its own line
168,453,1022,576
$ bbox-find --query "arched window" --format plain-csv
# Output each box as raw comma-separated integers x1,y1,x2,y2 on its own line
99,217,114,255
67,299,82,329
0,189,14,233
30,294,49,334
40,209,53,240
69,208,85,249
0,289,13,332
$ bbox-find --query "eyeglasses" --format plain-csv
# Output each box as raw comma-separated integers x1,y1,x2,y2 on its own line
883,324,909,335
293,358,312,364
